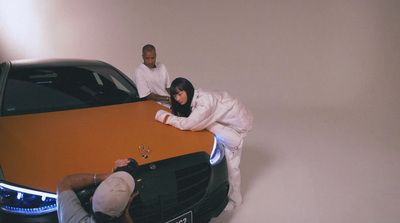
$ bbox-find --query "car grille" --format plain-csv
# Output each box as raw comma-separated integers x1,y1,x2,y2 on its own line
130,153,212,223
195,183,229,223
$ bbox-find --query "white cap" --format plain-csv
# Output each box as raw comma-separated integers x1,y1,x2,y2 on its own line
92,171,135,217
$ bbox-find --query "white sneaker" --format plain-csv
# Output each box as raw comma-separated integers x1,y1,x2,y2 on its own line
224,201,235,211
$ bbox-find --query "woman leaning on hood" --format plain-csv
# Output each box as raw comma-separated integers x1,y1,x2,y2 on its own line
155,77,253,211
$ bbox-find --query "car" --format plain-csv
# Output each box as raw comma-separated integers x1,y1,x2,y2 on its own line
0,58,229,223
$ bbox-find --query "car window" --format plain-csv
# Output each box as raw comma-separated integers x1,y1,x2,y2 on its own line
1,65,140,116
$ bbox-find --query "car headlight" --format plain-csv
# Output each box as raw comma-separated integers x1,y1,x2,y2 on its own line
209,136,225,166
0,181,57,215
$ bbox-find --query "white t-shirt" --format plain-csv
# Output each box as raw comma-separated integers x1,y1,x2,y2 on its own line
133,62,171,107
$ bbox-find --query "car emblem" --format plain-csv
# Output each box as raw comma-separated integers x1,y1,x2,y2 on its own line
139,144,150,159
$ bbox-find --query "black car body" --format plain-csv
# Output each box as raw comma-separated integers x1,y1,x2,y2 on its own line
0,59,229,223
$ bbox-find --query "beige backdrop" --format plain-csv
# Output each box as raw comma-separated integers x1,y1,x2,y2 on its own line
1,1,399,222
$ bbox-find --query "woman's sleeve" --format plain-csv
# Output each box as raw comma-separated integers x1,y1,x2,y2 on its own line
167,94,220,131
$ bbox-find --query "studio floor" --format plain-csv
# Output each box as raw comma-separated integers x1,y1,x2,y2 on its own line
210,107,400,223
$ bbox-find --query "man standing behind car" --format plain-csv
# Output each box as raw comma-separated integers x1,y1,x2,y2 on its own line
133,44,171,107
57,159,138,223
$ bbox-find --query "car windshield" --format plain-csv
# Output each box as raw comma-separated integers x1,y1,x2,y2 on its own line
1,65,140,116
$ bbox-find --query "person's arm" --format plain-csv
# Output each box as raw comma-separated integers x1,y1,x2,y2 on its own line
156,94,222,131
57,159,132,194
144,92,169,102
57,173,109,194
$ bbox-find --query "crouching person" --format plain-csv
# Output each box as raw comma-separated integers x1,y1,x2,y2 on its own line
57,159,139,223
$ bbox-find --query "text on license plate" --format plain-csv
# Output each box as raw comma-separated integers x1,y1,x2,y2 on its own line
165,210,193,223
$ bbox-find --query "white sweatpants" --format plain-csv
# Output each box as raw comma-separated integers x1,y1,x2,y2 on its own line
207,123,247,207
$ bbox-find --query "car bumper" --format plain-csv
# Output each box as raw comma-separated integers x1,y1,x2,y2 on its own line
0,152,229,223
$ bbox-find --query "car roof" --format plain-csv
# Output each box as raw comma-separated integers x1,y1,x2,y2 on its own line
5,58,108,69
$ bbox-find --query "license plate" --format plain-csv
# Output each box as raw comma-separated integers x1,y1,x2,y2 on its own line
165,211,193,223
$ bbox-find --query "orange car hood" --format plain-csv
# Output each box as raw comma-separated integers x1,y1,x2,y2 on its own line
0,101,214,193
